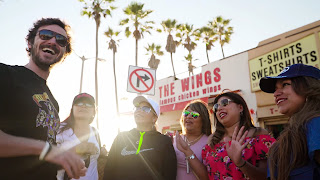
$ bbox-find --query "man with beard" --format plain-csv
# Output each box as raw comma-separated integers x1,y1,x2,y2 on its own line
0,18,86,180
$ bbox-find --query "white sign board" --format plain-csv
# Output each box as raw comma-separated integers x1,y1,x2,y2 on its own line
127,65,156,95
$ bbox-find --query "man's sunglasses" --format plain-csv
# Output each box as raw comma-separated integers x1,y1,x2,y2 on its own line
134,106,156,115
75,102,94,108
38,29,68,47
213,99,233,112
183,110,200,119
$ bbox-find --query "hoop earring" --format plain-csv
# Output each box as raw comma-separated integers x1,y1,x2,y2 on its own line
240,111,243,116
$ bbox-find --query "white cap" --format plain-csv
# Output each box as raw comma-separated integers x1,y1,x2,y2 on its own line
133,96,160,117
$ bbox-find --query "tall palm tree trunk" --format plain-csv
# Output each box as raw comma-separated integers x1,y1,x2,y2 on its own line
219,36,225,58
135,38,138,66
206,48,210,63
80,58,85,93
95,21,99,129
170,52,176,79
113,52,119,118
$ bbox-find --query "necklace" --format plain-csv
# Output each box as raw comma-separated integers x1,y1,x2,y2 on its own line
185,134,204,146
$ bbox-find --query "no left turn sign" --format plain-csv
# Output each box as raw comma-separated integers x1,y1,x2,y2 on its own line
127,66,156,95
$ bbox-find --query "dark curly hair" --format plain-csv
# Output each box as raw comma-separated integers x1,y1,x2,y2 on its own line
26,18,72,58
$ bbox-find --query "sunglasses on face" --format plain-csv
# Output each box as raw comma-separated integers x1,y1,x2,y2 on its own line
75,102,93,108
134,106,153,113
213,99,233,112
183,110,200,119
38,29,68,47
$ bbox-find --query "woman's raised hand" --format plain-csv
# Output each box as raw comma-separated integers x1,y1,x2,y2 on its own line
225,126,249,166
175,131,190,154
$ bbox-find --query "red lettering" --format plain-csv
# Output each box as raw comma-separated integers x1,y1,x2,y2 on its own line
170,83,175,95
191,76,195,89
164,84,169,97
204,71,212,85
196,73,202,88
213,68,221,82
180,78,190,92
159,86,163,98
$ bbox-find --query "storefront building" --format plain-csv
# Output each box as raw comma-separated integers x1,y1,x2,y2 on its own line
153,51,258,134
248,20,320,138
149,20,320,137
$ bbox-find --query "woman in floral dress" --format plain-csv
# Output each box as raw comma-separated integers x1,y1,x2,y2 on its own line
202,92,275,180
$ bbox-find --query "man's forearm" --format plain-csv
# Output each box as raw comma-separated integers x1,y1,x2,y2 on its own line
0,130,45,157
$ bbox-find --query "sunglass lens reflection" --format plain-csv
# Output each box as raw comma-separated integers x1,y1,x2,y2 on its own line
183,110,190,117
39,30,67,47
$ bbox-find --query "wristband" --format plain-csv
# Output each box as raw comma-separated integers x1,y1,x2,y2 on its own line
39,142,51,160
185,153,195,160
236,160,246,168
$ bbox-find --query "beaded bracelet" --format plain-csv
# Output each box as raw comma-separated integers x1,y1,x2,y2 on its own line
236,160,246,168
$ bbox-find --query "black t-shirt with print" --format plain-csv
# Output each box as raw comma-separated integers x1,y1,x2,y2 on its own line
0,63,60,180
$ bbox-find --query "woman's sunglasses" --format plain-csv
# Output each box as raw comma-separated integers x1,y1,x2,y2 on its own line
183,110,200,119
213,99,233,112
75,102,93,108
38,29,68,47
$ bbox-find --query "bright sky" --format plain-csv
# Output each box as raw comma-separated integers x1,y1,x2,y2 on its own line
1,0,319,149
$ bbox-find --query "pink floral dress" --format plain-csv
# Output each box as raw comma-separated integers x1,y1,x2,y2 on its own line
202,134,275,180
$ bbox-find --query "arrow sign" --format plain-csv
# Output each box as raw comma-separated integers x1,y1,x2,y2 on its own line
137,74,150,87
127,66,156,95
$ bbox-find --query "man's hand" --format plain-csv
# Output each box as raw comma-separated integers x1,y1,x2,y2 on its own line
45,146,87,179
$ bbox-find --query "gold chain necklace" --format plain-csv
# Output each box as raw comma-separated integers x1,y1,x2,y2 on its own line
185,134,204,146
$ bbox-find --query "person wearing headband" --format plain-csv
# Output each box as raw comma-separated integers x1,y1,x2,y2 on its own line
175,99,212,180
202,91,275,179
259,63,320,180
0,18,86,180
56,93,101,180
103,96,177,180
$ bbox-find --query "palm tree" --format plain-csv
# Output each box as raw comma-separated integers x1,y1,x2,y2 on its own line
194,26,217,63
104,27,120,118
145,43,164,70
79,0,116,129
209,16,233,58
120,1,154,66
158,19,180,79
176,23,197,76
184,54,195,76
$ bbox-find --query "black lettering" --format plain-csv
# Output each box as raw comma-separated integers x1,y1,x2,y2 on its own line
280,50,283,59
303,52,309,64
269,66,274,75
310,51,317,62
263,68,268,77
256,69,263,79
252,72,256,81
285,59,292,67
296,43,302,53
289,45,295,56
273,64,279,74
297,56,303,64
279,62,284,71
259,58,264,67
267,55,272,64
283,48,290,58
273,52,279,62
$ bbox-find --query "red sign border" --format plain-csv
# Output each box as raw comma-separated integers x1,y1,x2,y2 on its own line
129,68,154,93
